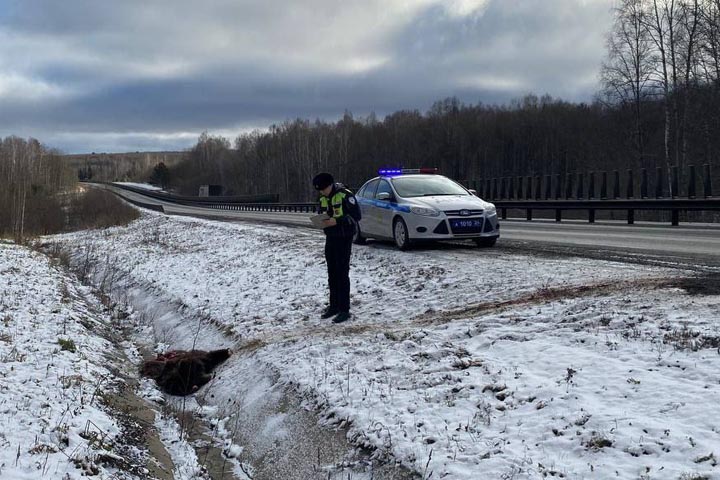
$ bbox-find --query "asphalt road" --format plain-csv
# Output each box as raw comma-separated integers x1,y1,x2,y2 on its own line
498,219,720,272
103,184,720,271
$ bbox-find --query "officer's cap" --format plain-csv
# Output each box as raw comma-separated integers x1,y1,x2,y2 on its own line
313,172,334,190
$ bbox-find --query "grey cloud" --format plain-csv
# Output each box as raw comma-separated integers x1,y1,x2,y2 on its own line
0,0,613,153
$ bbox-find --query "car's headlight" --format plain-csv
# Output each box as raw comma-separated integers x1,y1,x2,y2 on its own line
410,206,440,217
485,204,497,215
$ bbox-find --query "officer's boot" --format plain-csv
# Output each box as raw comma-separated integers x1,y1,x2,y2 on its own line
321,306,339,319
332,312,351,324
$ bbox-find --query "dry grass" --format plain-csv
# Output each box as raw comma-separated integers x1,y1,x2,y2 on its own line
66,188,140,232
1,186,140,240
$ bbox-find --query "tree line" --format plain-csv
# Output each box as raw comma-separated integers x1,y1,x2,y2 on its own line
0,136,141,241
602,0,720,195
67,151,184,183
0,136,75,241
167,0,719,202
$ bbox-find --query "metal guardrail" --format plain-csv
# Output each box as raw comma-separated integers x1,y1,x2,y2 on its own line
102,182,280,205
204,203,316,213
494,198,720,226
101,180,720,226
100,182,317,213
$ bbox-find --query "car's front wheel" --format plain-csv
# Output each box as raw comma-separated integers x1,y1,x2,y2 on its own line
474,237,497,248
393,217,411,250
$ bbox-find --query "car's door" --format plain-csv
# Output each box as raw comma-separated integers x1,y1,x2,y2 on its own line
357,179,379,236
374,179,396,238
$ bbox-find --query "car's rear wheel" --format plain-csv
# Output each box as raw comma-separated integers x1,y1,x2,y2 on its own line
474,237,497,248
353,223,367,245
393,217,411,250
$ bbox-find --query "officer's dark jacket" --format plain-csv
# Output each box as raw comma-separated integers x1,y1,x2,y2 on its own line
318,183,361,237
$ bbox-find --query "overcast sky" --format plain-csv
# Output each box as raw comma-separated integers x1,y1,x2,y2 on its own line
0,0,613,153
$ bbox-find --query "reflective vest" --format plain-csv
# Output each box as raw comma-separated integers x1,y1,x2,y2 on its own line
319,190,348,219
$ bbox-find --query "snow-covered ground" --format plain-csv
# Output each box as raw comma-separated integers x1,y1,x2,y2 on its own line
39,211,720,479
0,242,238,479
0,242,148,479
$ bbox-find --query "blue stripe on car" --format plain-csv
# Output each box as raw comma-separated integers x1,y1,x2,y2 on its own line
358,198,411,213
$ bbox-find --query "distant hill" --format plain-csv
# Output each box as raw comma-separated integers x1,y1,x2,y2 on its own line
62,151,186,183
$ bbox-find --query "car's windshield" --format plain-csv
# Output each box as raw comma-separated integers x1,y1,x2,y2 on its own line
391,175,468,198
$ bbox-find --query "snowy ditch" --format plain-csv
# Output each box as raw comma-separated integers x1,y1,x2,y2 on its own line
26,210,720,479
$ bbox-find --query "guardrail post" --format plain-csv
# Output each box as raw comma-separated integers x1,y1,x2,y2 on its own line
641,169,648,198
589,209,596,223
613,170,620,199
535,176,542,200
601,171,608,199
565,173,573,199
500,177,507,199
508,177,515,200
526,176,533,200
527,208,533,221
492,178,499,199
502,207,507,219
577,173,584,199
589,172,596,199
671,209,679,226
688,165,696,198
627,209,635,224
555,209,562,222
671,166,679,198
655,167,664,198
704,164,713,198
626,169,634,198
555,174,562,199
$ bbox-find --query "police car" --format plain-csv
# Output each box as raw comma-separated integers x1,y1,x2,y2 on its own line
354,168,499,250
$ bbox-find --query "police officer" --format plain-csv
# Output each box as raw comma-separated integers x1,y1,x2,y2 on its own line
313,172,361,323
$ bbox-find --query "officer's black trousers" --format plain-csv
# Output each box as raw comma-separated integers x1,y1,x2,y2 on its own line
325,235,353,313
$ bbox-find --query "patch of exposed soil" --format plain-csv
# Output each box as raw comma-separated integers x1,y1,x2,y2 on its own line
669,275,720,296
102,385,175,480
414,277,674,326
173,409,243,480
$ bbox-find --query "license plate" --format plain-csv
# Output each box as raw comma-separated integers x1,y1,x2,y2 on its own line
450,218,483,232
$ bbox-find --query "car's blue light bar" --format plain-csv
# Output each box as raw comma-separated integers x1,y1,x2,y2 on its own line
378,167,438,176
378,168,403,176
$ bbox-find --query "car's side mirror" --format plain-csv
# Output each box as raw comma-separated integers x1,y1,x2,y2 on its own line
469,189,478,196
376,192,392,201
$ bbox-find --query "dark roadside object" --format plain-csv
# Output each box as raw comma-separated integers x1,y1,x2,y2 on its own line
140,349,232,396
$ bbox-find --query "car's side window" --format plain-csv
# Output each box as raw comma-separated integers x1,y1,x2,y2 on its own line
375,180,393,201
361,180,379,199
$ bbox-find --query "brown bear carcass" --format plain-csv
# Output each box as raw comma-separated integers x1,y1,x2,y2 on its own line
140,349,231,396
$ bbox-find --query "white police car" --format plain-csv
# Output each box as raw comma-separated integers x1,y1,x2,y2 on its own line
354,168,499,250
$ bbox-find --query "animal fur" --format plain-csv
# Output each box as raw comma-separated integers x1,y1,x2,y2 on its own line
140,348,232,396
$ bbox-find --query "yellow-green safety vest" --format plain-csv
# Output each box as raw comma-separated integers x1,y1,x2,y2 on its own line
320,190,348,219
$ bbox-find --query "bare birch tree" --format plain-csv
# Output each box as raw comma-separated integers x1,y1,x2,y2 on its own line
602,0,657,166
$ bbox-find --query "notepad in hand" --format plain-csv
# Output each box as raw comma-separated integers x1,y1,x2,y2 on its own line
310,213,331,228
